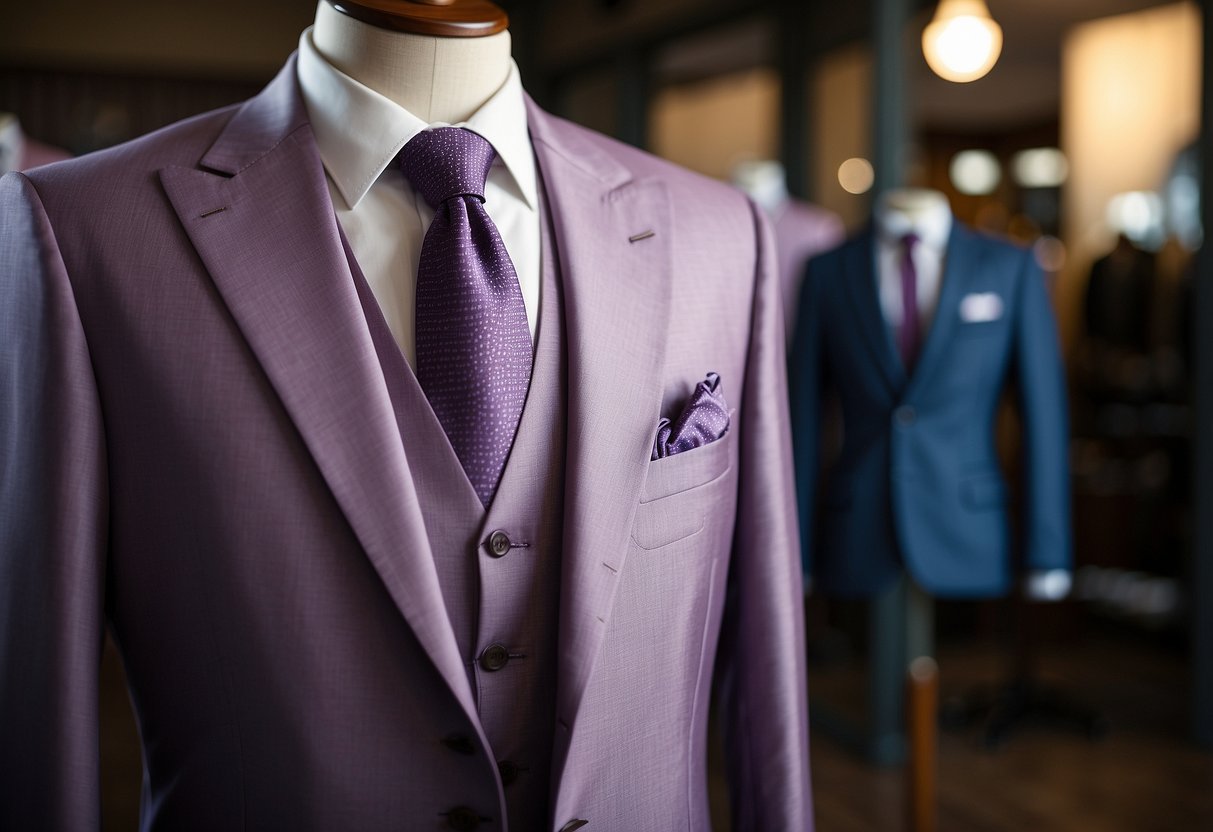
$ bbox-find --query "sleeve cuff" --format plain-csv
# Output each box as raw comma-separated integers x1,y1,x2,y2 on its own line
1025,568,1072,601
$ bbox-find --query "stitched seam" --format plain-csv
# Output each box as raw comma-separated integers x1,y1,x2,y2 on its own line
233,122,313,174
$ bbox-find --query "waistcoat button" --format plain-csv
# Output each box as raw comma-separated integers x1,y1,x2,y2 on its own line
487,530,512,558
479,643,510,672
497,759,520,786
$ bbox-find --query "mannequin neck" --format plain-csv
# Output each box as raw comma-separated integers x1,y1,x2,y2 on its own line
876,187,952,246
312,0,512,124
0,113,23,176
878,188,950,226
732,159,789,214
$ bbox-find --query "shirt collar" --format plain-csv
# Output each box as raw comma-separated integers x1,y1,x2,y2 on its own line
296,27,537,212
874,194,953,252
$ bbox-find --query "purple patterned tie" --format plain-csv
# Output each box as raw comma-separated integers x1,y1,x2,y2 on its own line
400,127,532,506
898,232,921,371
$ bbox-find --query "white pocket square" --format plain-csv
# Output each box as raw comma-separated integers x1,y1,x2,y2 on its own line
959,292,1004,323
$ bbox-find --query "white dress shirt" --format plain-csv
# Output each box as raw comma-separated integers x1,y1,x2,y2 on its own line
874,200,952,341
296,28,540,369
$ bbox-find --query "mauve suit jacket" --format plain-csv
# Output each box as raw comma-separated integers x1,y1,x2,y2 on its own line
0,57,811,831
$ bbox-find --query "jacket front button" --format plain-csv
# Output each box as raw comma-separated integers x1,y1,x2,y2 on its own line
559,820,589,832
441,733,476,755
479,643,510,672
445,806,482,831
487,530,511,558
894,405,917,426
497,759,519,786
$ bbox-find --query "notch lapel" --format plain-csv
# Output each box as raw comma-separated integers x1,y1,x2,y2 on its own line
843,229,906,392
903,222,980,401
158,58,478,725
526,101,673,785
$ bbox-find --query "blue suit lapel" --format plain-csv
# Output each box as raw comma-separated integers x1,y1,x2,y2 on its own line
842,228,906,393
903,222,981,401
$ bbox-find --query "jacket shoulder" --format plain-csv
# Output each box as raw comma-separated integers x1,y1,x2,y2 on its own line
21,104,242,198
804,233,860,288
533,110,754,222
968,228,1037,274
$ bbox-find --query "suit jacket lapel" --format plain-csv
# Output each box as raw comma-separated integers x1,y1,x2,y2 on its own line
843,228,906,392
903,222,979,401
158,58,478,725
526,100,673,783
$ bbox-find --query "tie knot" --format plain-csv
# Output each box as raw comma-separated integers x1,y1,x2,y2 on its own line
399,127,496,210
901,232,920,255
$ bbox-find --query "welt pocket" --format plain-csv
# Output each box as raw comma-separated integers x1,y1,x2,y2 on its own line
956,320,1003,337
631,509,706,550
640,429,733,503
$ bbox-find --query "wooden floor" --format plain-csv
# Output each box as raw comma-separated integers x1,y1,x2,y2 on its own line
99,632,1213,830
800,635,1213,832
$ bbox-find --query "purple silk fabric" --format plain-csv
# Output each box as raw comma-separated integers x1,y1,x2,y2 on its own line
400,127,533,506
652,372,730,460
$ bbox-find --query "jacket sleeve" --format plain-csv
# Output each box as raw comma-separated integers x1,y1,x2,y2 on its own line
1012,249,1072,574
718,199,814,831
0,171,108,831
788,259,824,584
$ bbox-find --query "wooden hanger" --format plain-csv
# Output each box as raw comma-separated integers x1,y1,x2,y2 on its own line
327,0,508,38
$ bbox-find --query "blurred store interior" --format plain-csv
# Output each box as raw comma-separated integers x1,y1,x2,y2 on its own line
2,0,1210,829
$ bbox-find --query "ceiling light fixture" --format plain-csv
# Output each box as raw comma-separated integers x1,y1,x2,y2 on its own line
922,0,1004,83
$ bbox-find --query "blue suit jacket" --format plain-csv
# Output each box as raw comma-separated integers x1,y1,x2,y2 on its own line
790,223,1071,598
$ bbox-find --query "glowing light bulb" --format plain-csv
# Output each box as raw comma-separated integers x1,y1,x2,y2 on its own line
922,0,1003,83
838,157,875,195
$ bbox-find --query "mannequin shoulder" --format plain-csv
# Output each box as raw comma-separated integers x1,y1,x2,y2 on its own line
20,103,242,206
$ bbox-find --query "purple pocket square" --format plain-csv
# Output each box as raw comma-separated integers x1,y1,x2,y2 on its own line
652,372,730,460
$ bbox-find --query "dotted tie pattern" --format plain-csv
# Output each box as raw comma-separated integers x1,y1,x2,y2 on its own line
400,127,533,506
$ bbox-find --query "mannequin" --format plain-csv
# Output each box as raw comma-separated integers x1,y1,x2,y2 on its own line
312,0,510,123
876,186,1070,602
879,186,950,226
301,0,543,364
792,187,1073,602
0,112,71,174
0,0,813,825
732,159,845,345
0,114,23,175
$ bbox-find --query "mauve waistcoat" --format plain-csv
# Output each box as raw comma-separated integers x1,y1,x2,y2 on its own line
341,187,566,832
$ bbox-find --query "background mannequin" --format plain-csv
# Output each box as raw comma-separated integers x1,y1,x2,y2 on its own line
792,187,1072,602
0,112,71,173
877,188,1070,602
732,159,844,346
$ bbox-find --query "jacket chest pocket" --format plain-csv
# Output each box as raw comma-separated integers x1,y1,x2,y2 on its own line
632,431,734,550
